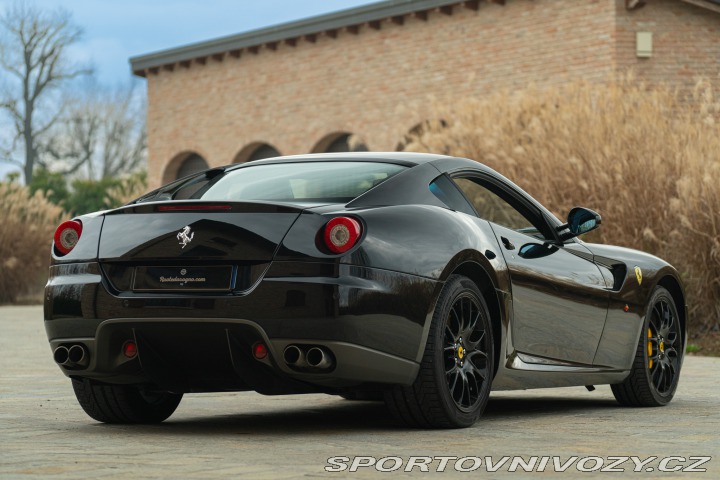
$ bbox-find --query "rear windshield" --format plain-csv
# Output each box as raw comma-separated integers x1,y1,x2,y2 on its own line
197,162,407,203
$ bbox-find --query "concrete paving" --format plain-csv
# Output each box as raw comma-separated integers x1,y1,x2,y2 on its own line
1,305,718,479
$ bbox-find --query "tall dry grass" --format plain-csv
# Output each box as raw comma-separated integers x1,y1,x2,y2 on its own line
0,172,144,304
0,182,66,303
402,77,720,332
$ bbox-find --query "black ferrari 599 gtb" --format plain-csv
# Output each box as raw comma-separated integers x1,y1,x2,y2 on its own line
45,152,686,428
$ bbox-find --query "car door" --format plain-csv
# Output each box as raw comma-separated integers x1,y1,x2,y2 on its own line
452,175,609,365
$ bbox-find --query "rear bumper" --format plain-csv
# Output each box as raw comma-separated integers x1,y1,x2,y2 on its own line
48,318,420,392
44,261,440,392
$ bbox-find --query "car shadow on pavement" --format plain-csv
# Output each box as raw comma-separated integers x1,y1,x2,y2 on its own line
485,396,619,418
73,394,620,436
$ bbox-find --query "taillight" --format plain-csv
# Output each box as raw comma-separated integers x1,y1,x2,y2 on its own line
323,217,362,254
53,220,83,255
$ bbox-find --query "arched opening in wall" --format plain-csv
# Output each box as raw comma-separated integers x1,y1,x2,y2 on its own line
312,132,369,153
162,152,209,185
234,142,282,164
396,120,448,151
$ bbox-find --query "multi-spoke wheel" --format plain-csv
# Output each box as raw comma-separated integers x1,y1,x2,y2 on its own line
384,275,494,428
612,286,684,407
443,293,491,411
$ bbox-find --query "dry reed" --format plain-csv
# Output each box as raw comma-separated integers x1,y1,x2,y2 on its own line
0,182,66,303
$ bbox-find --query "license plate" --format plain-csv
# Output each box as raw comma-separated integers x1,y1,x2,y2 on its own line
133,266,233,292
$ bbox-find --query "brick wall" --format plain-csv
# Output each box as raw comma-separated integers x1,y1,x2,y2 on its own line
615,0,720,89
143,0,718,187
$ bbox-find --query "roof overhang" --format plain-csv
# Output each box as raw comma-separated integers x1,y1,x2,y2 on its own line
129,0,505,77
130,0,719,77
679,0,720,14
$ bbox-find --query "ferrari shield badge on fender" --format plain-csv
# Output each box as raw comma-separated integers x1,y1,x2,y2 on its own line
177,226,194,249
634,266,643,285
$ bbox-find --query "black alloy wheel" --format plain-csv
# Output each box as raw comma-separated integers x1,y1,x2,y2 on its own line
443,293,491,411
612,286,683,407
647,298,681,395
385,275,494,428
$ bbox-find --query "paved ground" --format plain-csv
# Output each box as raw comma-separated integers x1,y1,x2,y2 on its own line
1,305,718,479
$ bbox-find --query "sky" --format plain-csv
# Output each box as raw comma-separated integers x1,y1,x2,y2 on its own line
0,0,374,179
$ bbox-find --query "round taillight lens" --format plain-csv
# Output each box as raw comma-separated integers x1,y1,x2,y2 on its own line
323,217,362,254
53,220,83,255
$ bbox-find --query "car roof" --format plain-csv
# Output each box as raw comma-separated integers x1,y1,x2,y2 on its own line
226,151,458,169
150,151,564,228
224,152,503,179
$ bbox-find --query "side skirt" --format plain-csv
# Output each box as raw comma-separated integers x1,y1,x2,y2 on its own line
491,351,629,391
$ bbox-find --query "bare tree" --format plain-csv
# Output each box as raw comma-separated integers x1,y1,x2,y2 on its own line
44,83,146,179
0,2,90,184
98,88,146,178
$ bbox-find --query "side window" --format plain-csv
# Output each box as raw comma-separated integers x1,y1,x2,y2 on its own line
174,177,212,200
453,177,545,239
429,175,476,216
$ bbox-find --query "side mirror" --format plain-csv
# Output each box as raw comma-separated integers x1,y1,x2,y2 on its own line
559,207,601,240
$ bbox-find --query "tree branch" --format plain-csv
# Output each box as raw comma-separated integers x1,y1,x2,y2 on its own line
0,156,24,167
0,2,87,184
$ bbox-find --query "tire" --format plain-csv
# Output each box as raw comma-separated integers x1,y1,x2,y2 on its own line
384,275,494,428
611,286,683,407
72,378,182,424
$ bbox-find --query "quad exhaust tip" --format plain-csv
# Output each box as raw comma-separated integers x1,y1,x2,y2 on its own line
283,345,306,367
306,347,332,369
68,345,89,367
53,346,70,365
53,344,89,369
283,345,334,371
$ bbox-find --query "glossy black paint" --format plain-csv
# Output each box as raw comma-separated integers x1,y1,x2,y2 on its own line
99,202,302,262
44,152,686,396
491,223,609,366
583,242,687,370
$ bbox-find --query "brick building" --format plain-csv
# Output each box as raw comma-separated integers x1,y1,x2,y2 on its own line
130,0,720,188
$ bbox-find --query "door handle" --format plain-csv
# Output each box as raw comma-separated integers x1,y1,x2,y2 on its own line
501,236,515,250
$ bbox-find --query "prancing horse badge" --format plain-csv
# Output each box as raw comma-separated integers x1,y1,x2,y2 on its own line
177,226,194,249
634,266,642,286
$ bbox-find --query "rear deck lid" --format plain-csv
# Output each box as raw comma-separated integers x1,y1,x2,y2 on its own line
98,201,302,262
98,201,303,293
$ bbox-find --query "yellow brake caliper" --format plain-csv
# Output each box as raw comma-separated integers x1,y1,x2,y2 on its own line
647,328,653,369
